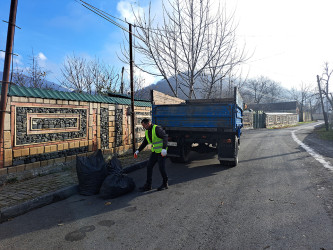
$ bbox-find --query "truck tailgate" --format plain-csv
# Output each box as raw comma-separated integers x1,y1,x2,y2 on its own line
153,103,235,129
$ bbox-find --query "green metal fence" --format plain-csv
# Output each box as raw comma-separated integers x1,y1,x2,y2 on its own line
253,111,266,128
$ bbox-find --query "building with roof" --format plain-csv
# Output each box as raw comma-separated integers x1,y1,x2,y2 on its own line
247,101,312,122
247,101,299,113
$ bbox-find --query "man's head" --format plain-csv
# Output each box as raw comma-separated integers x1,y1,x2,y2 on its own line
141,118,151,130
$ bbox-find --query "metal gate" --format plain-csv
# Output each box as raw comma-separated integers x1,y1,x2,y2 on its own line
253,111,266,128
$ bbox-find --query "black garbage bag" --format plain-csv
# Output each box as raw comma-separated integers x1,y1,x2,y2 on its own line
99,174,136,199
76,149,107,196
100,156,135,199
106,156,124,176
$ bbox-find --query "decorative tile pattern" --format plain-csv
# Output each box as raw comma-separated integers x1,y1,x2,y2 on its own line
15,107,87,146
100,108,109,149
115,109,123,147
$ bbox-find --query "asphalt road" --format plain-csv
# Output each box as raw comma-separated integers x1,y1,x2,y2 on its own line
1,122,333,249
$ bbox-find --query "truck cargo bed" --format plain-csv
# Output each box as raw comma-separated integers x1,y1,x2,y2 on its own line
153,103,242,132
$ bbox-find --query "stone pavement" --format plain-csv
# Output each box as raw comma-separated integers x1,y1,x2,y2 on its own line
0,156,149,223
0,170,77,209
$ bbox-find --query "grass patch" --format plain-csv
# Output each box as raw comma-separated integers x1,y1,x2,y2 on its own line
6,177,18,184
267,121,316,129
267,125,296,129
298,121,316,125
315,127,333,141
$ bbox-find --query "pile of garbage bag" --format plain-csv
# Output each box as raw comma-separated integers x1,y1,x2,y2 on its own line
76,150,135,198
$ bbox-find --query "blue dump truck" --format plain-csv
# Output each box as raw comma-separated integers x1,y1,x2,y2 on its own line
152,87,243,166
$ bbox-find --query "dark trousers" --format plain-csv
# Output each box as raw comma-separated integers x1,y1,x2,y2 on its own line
146,152,168,185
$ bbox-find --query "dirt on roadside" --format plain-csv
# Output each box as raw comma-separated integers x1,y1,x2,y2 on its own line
303,126,333,159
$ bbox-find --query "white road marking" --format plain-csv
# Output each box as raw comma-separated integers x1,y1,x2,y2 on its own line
291,124,333,171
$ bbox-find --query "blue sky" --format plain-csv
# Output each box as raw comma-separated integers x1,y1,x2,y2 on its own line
1,0,333,90
0,0,142,84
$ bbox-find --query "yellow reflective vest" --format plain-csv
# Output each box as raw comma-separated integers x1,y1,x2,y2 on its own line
145,125,164,153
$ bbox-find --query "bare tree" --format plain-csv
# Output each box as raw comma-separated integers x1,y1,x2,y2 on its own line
240,76,284,104
307,91,321,121
265,81,283,103
26,50,51,89
242,76,271,104
120,68,150,99
121,0,247,99
60,54,88,93
320,62,333,109
290,83,311,122
60,54,120,94
316,62,333,130
90,59,120,95
11,64,28,87
10,50,52,89
198,5,247,99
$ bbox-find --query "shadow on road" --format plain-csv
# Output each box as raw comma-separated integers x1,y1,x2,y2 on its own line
239,151,309,164
0,151,230,240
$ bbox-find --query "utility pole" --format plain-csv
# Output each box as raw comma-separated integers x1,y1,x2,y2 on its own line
317,75,329,131
129,23,136,154
120,66,124,94
0,0,18,168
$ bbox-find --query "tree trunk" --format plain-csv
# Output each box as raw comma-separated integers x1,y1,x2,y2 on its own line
317,75,329,131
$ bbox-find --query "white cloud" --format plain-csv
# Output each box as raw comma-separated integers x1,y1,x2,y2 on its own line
38,52,47,61
117,1,144,24
0,52,23,67
135,68,156,87
122,65,157,88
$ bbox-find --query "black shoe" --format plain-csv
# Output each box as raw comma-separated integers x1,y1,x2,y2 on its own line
157,182,169,191
139,183,152,192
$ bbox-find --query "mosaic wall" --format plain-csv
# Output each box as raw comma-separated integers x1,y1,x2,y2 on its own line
2,99,152,170
15,107,87,146
115,109,123,147
100,107,109,149
12,146,88,166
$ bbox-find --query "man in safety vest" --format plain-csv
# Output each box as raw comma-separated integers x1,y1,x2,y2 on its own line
134,118,168,192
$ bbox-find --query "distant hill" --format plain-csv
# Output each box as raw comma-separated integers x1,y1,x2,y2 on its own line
135,78,182,100
135,75,292,104
0,71,68,92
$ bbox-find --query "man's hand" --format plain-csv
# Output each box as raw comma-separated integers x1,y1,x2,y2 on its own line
161,149,167,157
134,150,139,159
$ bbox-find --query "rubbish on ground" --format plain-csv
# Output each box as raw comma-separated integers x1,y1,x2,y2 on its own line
76,150,107,196
100,156,135,199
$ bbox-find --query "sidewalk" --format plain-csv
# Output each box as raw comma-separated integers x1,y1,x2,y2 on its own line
0,155,149,223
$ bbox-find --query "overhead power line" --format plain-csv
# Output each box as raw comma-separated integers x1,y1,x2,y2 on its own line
77,0,183,40
79,0,128,24
76,0,139,154
76,0,144,42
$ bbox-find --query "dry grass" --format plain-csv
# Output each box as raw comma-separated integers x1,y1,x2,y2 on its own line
315,127,333,141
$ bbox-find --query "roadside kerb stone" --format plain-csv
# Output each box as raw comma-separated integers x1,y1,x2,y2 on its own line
0,160,148,223
0,185,78,223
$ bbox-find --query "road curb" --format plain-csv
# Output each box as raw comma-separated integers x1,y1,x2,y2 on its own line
123,160,148,174
0,185,78,223
0,160,148,223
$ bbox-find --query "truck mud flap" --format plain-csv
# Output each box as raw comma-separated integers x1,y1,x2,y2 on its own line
218,135,239,167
